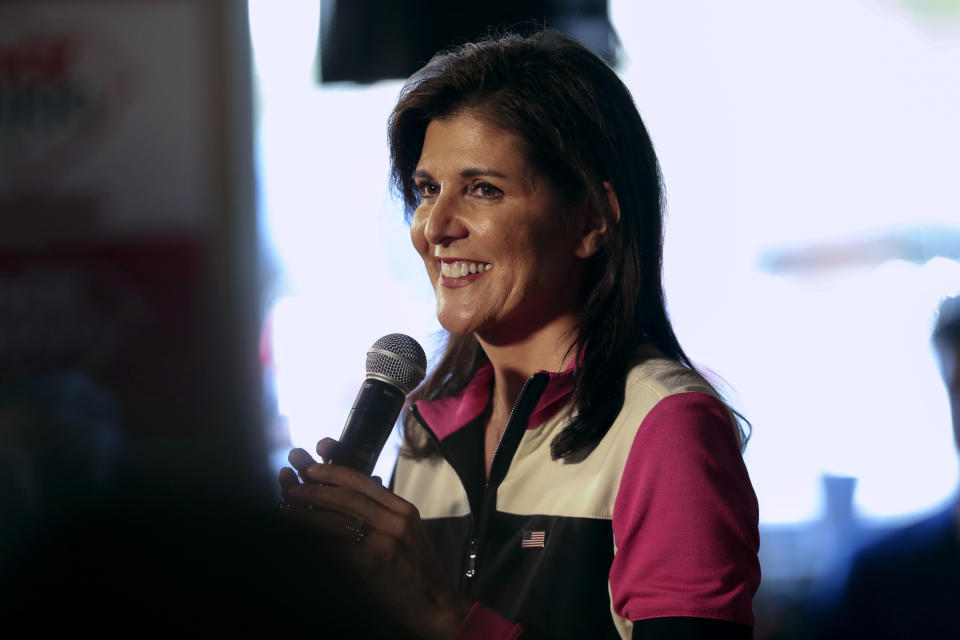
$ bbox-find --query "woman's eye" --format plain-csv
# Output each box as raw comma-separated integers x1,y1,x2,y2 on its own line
415,181,439,198
470,182,503,199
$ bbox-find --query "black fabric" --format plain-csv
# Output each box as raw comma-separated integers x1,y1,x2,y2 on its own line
423,512,619,638
476,512,620,639
422,514,476,590
631,617,753,639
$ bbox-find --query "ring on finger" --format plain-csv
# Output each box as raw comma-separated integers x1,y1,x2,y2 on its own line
344,519,370,544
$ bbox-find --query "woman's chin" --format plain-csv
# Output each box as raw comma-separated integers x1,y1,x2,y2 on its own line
435,307,493,338
436,317,481,337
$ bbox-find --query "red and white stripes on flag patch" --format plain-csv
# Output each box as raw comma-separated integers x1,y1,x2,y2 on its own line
521,530,545,548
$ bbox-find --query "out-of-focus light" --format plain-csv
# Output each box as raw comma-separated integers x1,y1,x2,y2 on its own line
248,0,319,95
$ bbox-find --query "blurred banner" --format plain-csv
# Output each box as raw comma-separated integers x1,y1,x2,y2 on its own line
0,1,266,494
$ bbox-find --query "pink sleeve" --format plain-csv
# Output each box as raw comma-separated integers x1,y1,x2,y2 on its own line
455,602,524,640
609,392,760,626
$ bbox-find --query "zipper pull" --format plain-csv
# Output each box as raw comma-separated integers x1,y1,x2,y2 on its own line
465,537,479,579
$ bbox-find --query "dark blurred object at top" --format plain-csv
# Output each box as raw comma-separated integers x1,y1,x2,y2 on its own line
317,0,620,84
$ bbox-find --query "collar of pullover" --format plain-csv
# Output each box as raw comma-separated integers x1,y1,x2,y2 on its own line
414,360,577,443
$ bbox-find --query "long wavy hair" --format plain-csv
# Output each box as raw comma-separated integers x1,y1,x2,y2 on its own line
389,30,747,459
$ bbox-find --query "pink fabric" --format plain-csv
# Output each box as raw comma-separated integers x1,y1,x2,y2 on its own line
455,602,525,640
415,363,494,442
609,392,760,625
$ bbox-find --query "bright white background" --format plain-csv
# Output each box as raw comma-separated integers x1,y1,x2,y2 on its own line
248,1,960,524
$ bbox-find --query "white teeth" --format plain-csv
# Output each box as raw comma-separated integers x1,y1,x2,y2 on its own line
439,261,490,278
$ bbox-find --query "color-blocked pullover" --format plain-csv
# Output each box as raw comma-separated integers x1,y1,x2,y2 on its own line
392,347,761,639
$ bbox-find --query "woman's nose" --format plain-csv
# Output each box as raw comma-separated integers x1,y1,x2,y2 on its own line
422,192,468,246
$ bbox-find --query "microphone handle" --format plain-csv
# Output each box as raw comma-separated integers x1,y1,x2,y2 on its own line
331,377,406,475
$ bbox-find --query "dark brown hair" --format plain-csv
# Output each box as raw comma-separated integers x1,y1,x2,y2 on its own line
389,30,747,458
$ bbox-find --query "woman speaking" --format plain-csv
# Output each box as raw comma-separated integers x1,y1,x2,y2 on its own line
280,30,760,640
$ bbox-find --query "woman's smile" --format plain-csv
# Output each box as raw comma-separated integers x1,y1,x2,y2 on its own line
438,258,493,285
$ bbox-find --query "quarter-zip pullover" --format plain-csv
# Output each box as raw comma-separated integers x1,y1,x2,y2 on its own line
393,346,760,639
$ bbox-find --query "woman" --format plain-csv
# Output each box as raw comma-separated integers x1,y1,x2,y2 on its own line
281,30,760,639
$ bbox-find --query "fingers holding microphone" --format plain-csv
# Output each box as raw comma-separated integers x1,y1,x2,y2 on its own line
279,440,377,547
277,333,424,526
279,440,338,495
271,333,466,637
315,437,340,463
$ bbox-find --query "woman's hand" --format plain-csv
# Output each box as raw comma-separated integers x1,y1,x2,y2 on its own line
279,439,473,640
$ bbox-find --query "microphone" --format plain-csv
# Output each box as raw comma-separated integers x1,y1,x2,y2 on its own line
330,333,427,475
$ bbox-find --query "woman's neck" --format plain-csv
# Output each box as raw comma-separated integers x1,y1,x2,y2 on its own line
476,317,578,422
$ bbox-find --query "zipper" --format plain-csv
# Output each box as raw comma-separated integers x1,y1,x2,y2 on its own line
465,537,479,579
470,372,547,597
411,372,549,594
486,374,537,489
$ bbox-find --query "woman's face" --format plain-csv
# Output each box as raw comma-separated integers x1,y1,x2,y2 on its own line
410,111,591,343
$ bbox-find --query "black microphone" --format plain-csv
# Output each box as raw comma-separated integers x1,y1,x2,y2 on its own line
329,333,427,475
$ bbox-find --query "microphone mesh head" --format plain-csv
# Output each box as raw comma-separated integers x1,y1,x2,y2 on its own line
366,333,427,394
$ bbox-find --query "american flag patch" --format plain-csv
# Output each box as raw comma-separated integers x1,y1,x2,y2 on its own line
521,530,546,549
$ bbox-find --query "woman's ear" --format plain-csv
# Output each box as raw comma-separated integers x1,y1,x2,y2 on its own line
574,181,621,259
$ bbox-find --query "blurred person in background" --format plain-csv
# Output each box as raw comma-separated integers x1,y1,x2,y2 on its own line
280,30,760,639
816,293,960,639
0,371,122,563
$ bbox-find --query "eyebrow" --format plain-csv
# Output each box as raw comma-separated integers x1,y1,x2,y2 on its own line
412,167,509,181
